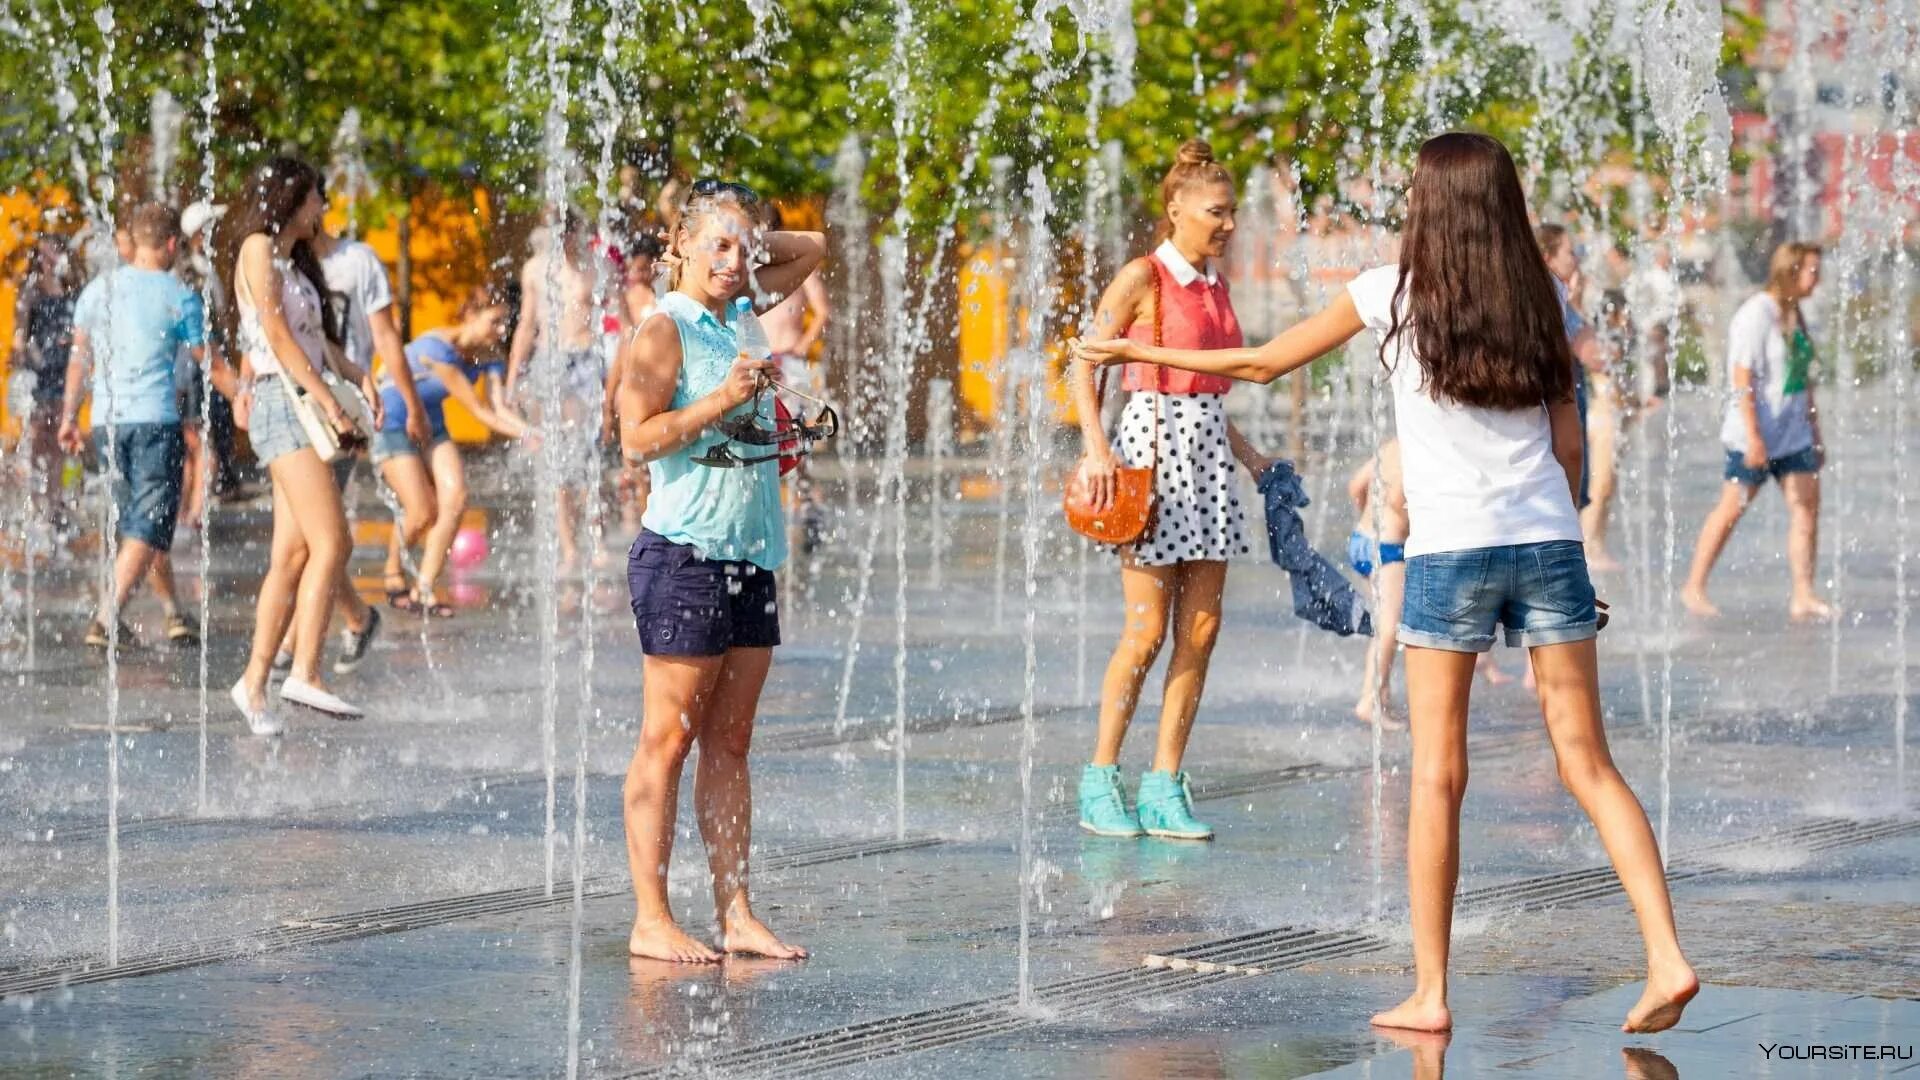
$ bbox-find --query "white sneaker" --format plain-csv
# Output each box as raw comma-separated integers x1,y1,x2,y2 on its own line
230,681,284,737
280,676,364,719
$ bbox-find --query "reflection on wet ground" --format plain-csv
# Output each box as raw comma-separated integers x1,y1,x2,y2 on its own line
2,400,1915,1076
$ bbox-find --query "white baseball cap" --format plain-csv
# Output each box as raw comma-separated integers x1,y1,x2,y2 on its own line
181,201,226,238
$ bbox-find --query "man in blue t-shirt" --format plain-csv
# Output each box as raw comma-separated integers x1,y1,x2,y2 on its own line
59,202,229,649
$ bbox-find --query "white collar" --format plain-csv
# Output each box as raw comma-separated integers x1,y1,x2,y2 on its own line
1154,240,1217,287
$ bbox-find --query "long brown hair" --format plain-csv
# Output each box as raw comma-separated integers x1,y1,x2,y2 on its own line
1155,138,1233,243
1763,241,1821,333
217,156,341,346
1383,132,1574,410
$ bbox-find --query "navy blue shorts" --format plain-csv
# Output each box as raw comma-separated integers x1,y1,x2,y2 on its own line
1399,540,1597,653
96,422,185,552
627,530,780,656
1724,446,1819,487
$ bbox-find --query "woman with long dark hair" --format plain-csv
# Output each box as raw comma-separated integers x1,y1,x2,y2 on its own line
223,157,378,733
1079,133,1695,1034
615,181,824,962
1067,138,1270,842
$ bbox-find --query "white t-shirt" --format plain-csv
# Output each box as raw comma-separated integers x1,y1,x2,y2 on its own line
1347,265,1583,559
1718,292,1815,457
319,240,394,369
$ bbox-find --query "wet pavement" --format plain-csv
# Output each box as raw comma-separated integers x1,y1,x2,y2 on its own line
2,394,1915,1077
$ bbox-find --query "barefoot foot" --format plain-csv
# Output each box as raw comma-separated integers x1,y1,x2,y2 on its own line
1355,697,1406,730
628,917,721,964
1622,965,1699,1033
1680,588,1720,618
1371,993,1452,1033
720,912,808,960
1789,596,1836,622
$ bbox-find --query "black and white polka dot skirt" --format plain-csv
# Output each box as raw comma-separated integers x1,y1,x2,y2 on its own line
1115,392,1249,566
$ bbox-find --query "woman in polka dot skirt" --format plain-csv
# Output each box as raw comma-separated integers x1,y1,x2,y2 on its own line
1068,138,1273,841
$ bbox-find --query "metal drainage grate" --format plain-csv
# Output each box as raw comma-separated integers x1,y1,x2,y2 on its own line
0,832,941,1000
614,812,1918,1078
0,759,1367,999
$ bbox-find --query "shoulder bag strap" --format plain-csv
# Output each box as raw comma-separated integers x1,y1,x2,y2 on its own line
1148,256,1164,472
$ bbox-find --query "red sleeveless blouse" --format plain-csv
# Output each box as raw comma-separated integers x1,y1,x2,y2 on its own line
1121,251,1240,395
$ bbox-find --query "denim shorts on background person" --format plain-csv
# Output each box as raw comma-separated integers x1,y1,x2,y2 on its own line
1724,446,1819,487
370,427,449,465
627,529,780,656
95,422,184,552
1399,539,1597,653
1347,531,1406,579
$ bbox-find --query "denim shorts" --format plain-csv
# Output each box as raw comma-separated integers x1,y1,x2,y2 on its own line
1724,446,1818,487
627,529,780,656
1347,531,1406,579
369,428,449,464
247,376,310,465
95,422,184,552
1399,540,1597,653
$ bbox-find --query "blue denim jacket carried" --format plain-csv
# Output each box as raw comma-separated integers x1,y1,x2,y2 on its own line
1258,460,1373,638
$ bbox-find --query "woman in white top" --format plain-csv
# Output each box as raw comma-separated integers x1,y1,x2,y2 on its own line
1681,242,1831,620
223,157,378,733
1079,133,1695,1036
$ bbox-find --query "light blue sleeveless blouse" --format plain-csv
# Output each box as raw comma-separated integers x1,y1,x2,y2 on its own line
638,291,788,571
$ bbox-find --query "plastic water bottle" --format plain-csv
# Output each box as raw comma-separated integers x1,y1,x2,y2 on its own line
733,297,772,361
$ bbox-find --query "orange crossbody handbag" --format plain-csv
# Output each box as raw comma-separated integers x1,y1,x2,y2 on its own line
1063,259,1163,545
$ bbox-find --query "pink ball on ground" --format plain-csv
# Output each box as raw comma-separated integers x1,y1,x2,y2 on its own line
449,527,490,570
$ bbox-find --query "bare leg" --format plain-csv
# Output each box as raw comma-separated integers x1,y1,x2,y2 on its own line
1091,560,1175,767
380,453,438,591
557,485,581,573
625,653,725,963
1357,561,1407,725
99,538,162,624
1681,480,1757,617
146,552,181,614
1781,471,1832,620
1529,639,1697,1032
237,471,312,710
180,425,208,531
695,646,804,959
416,442,468,602
1582,399,1622,571
1153,560,1225,774
1372,646,1475,1033
275,451,354,688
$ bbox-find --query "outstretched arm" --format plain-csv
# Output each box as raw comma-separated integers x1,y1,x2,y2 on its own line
1079,291,1366,385
432,360,526,439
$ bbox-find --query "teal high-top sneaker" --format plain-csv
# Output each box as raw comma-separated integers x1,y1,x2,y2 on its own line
1078,764,1145,837
1136,770,1213,840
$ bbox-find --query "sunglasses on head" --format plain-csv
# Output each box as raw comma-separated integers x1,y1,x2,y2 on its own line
690,178,761,204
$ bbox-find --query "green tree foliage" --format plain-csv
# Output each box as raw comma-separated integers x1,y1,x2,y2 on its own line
0,0,1759,240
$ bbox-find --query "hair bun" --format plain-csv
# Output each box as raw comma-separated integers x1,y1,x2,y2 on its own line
1176,139,1215,167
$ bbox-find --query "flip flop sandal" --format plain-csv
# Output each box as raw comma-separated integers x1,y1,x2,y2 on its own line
388,591,424,614
1595,598,1611,631
419,598,456,618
